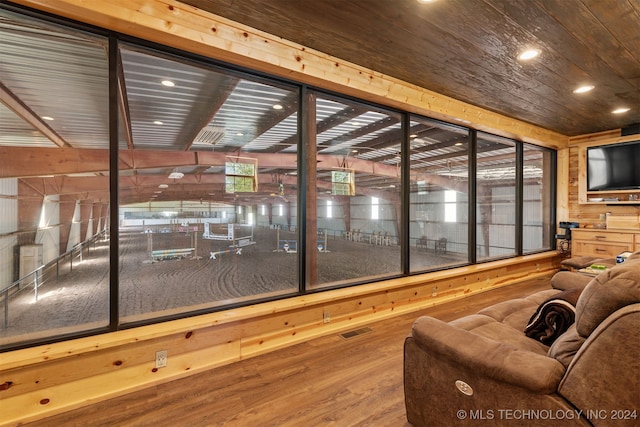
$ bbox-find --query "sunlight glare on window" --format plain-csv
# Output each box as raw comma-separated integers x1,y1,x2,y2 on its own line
371,197,379,220
444,190,457,223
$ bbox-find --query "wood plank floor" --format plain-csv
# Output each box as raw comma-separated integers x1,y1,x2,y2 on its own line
24,276,552,427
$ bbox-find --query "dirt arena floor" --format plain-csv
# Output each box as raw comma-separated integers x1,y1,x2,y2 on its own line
1,227,463,345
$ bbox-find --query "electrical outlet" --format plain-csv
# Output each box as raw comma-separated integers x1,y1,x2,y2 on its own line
431,286,438,297
323,311,330,324
155,350,168,368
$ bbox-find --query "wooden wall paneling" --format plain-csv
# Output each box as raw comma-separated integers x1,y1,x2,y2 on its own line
567,133,640,226
567,129,621,146
1,324,244,419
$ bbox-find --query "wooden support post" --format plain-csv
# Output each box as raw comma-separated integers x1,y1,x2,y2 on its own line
147,232,153,260
17,181,42,245
80,200,92,241
59,195,76,255
342,195,351,239
286,201,292,230
191,229,202,260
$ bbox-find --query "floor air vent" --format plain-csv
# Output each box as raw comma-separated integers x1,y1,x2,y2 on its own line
339,327,373,340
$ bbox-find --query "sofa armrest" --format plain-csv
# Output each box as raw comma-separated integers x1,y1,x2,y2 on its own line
551,271,593,291
411,316,565,394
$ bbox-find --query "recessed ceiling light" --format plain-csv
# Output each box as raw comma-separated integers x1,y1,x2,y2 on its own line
517,49,540,61
272,104,283,110
612,107,630,114
158,184,168,188
236,132,244,136
455,142,463,146
573,85,594,94
154,120,163,125
168,172,184,179
417,0,436,3
42,116,54,121
161,80,175,87
154,191,162,194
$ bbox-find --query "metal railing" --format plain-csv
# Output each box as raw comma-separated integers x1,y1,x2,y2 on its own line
1,230,108,329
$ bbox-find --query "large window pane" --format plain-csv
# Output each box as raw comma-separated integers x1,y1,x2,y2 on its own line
409,118,469,272
0,11,110,346
476,132,517,261
311,94,402,288
523,143,554,253
118,45,299,322
0,6,558,351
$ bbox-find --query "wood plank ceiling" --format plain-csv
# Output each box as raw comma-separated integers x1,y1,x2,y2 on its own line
180,0,640,137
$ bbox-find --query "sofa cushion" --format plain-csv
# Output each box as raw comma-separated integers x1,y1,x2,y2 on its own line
450,314,549,354
446,289,558,355
560,256,600,270
575,253,640,337
476,289,557,329
547,324,585,368
550,271,593,291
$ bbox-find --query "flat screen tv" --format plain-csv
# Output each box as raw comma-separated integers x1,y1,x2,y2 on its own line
587,140,640,191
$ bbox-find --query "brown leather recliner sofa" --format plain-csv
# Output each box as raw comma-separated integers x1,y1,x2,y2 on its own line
404,252,640,426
